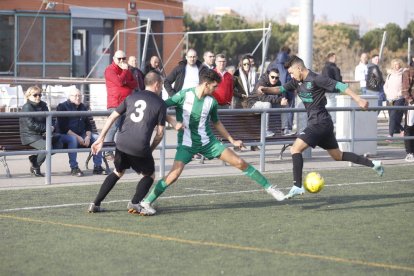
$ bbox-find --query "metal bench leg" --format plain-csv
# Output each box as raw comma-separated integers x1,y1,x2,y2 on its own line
85,151,92,170
279,144,292,160
103,157,111,175
0,156,11,178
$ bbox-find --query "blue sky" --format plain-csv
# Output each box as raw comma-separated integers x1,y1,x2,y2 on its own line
185,0,414,32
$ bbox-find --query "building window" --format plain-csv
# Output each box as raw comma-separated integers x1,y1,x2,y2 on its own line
15,14,71,78
0,14,15,75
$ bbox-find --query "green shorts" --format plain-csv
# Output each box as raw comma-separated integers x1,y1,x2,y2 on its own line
175,140,226,164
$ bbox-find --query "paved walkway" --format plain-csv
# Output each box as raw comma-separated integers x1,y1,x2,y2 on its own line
0,121,409,190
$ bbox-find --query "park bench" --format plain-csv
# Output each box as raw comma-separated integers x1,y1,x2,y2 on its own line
200,111,297,164
0,116,113,178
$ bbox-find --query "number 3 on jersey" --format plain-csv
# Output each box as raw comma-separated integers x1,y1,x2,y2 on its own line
130,100,147,123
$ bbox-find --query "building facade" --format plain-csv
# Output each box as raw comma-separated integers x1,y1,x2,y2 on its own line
0,0,184,78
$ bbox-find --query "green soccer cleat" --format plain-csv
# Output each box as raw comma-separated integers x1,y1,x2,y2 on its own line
372,160,384,177
284,185,305,200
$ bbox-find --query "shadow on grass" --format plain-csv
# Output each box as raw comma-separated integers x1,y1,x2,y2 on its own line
152,192,414,215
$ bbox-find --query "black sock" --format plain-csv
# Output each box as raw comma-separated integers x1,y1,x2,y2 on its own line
292,153,303,188
93,172,120,205
342,152,373,167
131,176,154,204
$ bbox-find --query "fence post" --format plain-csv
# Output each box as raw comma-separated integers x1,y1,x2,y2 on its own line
45,114,52,185
259,111,266,172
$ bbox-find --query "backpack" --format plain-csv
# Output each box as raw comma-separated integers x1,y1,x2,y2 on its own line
366,65,380,90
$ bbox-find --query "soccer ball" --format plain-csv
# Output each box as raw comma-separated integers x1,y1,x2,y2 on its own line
304,172,325,193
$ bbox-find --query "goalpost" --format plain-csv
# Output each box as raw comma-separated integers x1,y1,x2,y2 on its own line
86,21,273,79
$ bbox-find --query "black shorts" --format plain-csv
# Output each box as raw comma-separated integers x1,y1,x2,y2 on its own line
114,148,155,176
298,122,338,150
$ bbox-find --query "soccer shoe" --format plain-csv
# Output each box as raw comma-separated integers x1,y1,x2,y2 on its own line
88,203,105,213
372,160,384,176
265,185,285,201
139,201,156,216
127,201,142,214
284,185,305,200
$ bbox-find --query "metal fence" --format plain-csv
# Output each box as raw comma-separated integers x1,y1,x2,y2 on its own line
1,105,413,185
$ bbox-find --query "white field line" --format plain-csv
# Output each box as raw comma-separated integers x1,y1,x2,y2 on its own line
1,178,413,213
184,188,217,192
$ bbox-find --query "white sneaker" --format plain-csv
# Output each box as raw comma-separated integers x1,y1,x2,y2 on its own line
284,186,305,199
405,153,414,162
266,185,285,201
372,160,384,176
266,131,275,137
139,201,157,216
127,201,141,214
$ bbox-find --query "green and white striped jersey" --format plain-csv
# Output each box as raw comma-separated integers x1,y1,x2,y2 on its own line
165,87,219,148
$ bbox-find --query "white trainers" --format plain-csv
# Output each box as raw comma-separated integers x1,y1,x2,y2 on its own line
127,201,141,214
87,203,105,213
266,131,275,137
266,185,285,201
405,153,414,162
372,160,384,176
284,185,305,200
139,201,157,216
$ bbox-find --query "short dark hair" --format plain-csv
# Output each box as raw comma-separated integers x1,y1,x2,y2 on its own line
144,71,162,86
284,55,305,69
268,68,279,74
327,52,335,59
199,69,222,84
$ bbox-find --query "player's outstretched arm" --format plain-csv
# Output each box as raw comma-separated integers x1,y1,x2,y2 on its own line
91,111,120,155
213,121,246,149
259,86,282,95
344,87,368,110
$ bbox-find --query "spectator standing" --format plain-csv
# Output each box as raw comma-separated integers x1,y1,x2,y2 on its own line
383,59,410,139
19,86,63,177
127,56,145,91
268,46,295,135
104,50,138,161
402,57,414,162
366,54,386,107
56,88,105,177
144,55,163,76
203,51,215,69
164,49,207,97
88,72,167,213
354,52,368,94
213,53,233,109
233,55,256,108
321,52,342,125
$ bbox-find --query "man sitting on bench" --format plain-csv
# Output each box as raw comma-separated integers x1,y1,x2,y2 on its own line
56,88,105,176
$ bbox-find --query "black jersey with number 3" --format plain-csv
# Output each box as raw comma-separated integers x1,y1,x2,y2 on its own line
283,70,338,125
115,90,167,157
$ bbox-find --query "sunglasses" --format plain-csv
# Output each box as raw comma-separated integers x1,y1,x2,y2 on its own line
32,94,42,98
117,57,126,61
243,63,250,66
270,75,279,79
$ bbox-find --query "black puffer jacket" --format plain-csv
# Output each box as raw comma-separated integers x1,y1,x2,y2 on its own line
19,100,49,145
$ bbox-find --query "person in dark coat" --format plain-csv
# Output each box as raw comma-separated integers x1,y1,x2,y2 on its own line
19,86,62,177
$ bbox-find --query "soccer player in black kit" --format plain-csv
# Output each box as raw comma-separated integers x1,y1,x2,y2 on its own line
257,55,384,199
88,71,167,213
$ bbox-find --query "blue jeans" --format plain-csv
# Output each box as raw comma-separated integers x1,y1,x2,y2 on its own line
387,98,405,136
60,133,102,169
104,108,125,143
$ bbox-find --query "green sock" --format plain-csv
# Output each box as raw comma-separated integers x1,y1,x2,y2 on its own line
243,164,271,189
143,179,168,203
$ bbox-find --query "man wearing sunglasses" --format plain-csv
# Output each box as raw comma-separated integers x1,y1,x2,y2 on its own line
247,68,286,141
104,50,138,161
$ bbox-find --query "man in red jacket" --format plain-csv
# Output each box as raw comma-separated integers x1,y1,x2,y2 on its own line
213,54,233,109
104,50,138,160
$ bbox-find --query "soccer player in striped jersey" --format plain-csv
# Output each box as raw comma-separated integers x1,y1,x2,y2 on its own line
138,69,285,215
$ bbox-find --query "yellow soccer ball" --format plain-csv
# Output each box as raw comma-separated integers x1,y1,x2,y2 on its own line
304,172,325,193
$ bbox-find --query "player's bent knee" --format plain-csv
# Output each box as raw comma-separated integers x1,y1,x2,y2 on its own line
114,169,125,178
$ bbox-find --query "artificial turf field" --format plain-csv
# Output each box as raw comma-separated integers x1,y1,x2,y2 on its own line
1,164,413,275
